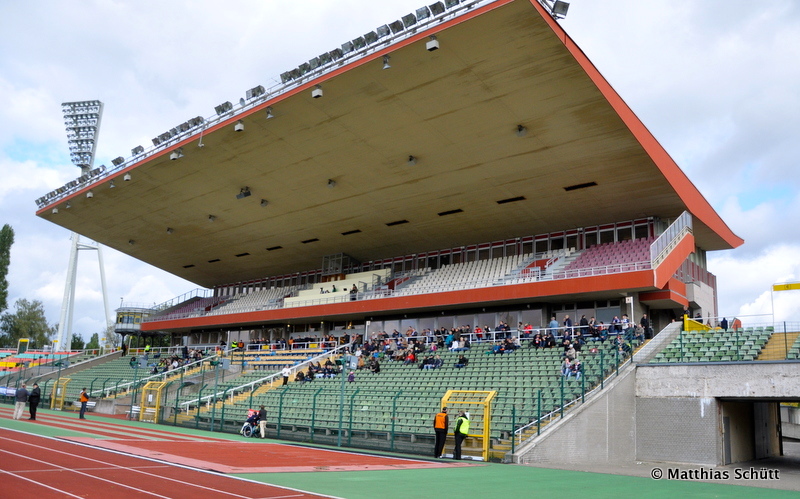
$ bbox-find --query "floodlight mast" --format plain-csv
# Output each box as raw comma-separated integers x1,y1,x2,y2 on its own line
54,101,113,353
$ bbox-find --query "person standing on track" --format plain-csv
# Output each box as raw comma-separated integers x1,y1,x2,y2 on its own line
13,383,28,420
28,383,41,420
453,410,470,460
258,405,267,438
433,407,449,458
79,388,89,419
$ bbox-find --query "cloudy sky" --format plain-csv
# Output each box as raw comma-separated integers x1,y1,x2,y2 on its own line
1,0,798,341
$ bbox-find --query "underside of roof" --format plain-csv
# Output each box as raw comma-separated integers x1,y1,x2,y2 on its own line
37,0,742,289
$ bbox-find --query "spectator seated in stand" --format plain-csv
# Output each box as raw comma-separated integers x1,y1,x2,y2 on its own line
567,359,582,380
561,357,572,377
420,355,434,369
454,355,469,368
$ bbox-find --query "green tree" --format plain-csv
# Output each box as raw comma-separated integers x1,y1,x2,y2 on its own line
86,332,100,349
71,333,85,350
0,298,55,348
0,224,14,313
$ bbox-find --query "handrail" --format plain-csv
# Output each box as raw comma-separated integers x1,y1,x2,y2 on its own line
94,355,213,398
178,343,352,412
513,356,634,440
650,211,692,267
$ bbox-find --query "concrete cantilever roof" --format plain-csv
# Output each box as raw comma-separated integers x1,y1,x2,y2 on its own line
36,0,742,289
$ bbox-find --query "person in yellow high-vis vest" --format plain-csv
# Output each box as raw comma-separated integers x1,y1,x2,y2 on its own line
453,411,470,460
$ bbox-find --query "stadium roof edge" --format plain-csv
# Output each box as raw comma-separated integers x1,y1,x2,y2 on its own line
526,0,742,250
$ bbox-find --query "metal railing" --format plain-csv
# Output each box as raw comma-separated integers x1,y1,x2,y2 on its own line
650,210,692,267
178,343,352,412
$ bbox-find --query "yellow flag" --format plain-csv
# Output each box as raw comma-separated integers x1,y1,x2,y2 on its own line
773,282,800,292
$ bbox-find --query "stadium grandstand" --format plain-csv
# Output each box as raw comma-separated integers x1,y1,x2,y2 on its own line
21,0,800,470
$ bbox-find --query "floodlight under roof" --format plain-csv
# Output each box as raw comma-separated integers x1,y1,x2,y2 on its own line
169,148,184,160
309,57,321,70
376,25,390,38
318,52,332,65
131,145,144,156
389,20,404,33
352,36,366,49
298,62,311,75
552,0,570,18
429,2,446,15
123,173,131,182
246,85,265,100
341,41,355,54
364,31,378,44
234,120,244,132
214,101,233,115
416,6,431,20
280,71,293,83
111,156,124,167
329,48,344,60
236,187,251,199
401,13,417,28
445,0,460,8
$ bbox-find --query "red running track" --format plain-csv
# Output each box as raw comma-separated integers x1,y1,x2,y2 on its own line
0,428,332,499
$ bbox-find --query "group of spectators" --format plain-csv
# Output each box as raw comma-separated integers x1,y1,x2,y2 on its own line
148,352,200,375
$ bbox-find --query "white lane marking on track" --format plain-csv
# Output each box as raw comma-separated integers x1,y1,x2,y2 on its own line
0,436,302,499
0,427,344,499
0,448,172,498
0,468,86,498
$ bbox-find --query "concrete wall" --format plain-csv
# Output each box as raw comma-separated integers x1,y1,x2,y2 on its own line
686,280,715,320
515,362,797,467
515,366,636,466
720,401,754,464
636,397,720,464
636,362,800,399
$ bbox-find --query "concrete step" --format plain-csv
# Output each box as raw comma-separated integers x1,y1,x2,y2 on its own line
758,332,800,360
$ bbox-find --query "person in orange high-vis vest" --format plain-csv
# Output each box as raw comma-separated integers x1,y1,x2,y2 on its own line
433,407,449,458
79,388,90,419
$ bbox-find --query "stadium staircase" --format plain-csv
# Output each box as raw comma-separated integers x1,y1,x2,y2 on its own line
758,331,800,360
